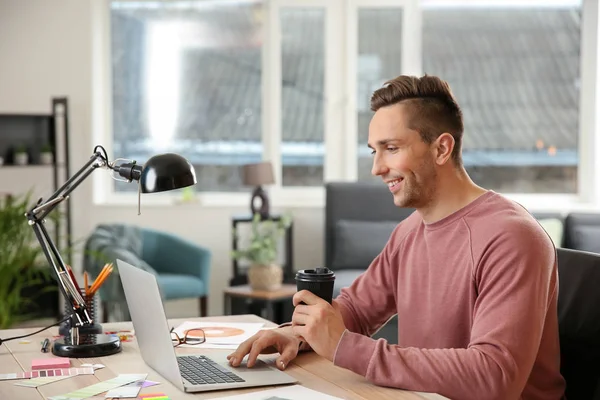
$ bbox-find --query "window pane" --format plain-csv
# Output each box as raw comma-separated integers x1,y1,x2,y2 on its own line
280,8,325,186
423,5,580,193
111,1,264,193
356,9,403,182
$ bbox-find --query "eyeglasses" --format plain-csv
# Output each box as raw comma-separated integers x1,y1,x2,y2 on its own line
170,327,206,347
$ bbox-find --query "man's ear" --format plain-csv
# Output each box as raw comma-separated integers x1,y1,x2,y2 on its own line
434,133,455,165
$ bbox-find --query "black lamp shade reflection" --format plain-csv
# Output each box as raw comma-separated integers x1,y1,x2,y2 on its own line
140,153,197,193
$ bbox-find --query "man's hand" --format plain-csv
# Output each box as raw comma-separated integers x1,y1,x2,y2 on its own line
226,327,301,371
291,290,346,362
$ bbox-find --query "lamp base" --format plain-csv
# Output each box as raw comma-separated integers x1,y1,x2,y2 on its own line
250,185,270,218
52,334,122,358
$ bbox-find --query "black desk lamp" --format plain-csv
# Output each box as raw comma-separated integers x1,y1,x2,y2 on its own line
26,145,196,357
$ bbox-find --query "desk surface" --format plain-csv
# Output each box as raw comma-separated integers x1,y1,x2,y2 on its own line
0,315,446,400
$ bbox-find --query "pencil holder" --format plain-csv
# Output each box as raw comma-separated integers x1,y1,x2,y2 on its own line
59,289,103,336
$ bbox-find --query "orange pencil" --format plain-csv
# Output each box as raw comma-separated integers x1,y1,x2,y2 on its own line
92,263,111,287
90,264,113,296
89,269,111,296
88,265,108,295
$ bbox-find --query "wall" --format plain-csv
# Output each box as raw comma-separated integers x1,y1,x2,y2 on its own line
0,0,325,317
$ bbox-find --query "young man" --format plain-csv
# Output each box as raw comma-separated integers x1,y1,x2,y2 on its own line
227,75,566,400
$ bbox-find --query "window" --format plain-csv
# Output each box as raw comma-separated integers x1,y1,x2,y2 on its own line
103,0,592,205
280,8,325,186
355,8,404,182
111,1,265,193
421,2,581,193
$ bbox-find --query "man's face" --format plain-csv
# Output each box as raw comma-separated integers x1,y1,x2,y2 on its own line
368,104,437,208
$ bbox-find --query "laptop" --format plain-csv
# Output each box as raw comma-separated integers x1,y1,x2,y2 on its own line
117,259,298,393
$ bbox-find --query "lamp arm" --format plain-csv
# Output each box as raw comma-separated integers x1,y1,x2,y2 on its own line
25,151,109,327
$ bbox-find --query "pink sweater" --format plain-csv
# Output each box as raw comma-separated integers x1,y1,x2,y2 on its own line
333,191,565,400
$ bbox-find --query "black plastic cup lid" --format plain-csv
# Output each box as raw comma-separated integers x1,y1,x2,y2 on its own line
296,267,335,282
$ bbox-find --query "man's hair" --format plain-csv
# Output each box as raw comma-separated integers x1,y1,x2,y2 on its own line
370,74,464,166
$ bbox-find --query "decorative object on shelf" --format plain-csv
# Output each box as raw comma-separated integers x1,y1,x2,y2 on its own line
242,161,275,218
231,213,292,291
13,145,28,165
24,145,196,357
39,144,53,165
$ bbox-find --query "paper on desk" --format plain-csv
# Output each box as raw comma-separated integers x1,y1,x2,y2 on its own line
172,321,264,349
204,385,344,400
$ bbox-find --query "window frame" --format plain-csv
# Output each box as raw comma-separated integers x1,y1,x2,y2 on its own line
345,0,422,181
93,0,598,211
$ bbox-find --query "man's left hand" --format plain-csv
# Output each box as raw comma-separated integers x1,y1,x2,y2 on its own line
291,290,346,362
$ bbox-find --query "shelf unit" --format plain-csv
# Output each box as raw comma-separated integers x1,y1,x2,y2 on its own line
0,98,71,319
230,213,294,286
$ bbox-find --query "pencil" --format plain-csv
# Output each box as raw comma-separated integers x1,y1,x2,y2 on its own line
89,264,114,296
88,265,107,295
84,272,89,296
89,268,112,296
66,265,81,293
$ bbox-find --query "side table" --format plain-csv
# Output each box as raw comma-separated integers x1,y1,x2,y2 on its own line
223,284,297,323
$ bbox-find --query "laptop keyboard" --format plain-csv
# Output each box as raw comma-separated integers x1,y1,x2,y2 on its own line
178,355,246,385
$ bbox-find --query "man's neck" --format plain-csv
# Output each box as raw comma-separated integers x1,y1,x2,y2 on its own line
418,168,488,224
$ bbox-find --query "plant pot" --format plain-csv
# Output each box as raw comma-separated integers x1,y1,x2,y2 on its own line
14,152,28,165
40,152,53,165
248,263,283,291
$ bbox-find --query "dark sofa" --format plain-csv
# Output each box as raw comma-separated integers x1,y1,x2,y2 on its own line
325,181,600,343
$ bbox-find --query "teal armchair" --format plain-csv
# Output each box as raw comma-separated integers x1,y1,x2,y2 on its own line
83,224,211,321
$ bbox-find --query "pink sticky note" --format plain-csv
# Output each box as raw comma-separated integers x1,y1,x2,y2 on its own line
31,358,71,370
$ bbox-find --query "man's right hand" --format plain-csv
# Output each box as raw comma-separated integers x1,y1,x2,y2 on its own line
226,326,301,371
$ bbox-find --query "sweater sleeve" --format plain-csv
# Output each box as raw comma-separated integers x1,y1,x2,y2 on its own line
333,234,399,338
333,224,558,400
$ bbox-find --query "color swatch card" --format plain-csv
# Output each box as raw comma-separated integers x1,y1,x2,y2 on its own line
14,375,74,388
0,367,94,381
32,357,71,370
48,374,147,400
139,394,170,400
104,376,145,398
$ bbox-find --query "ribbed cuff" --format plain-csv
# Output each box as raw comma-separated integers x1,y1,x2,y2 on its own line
333,330,377,377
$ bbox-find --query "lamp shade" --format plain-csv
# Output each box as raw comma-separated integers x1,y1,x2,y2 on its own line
243,162,275,186
140,153,197,193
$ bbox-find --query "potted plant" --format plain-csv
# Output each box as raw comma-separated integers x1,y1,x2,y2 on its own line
40,144,53,165
0,192,58,328
13,145,28,165
231,213,292,291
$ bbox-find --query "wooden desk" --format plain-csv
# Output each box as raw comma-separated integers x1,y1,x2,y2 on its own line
0,315,446,400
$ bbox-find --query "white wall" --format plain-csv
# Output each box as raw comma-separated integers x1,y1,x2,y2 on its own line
0,0,325,317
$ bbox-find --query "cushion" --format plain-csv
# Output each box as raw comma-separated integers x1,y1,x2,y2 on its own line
158,274,207,299
569,225,600,254
330,219,398,270
537,218,564,248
